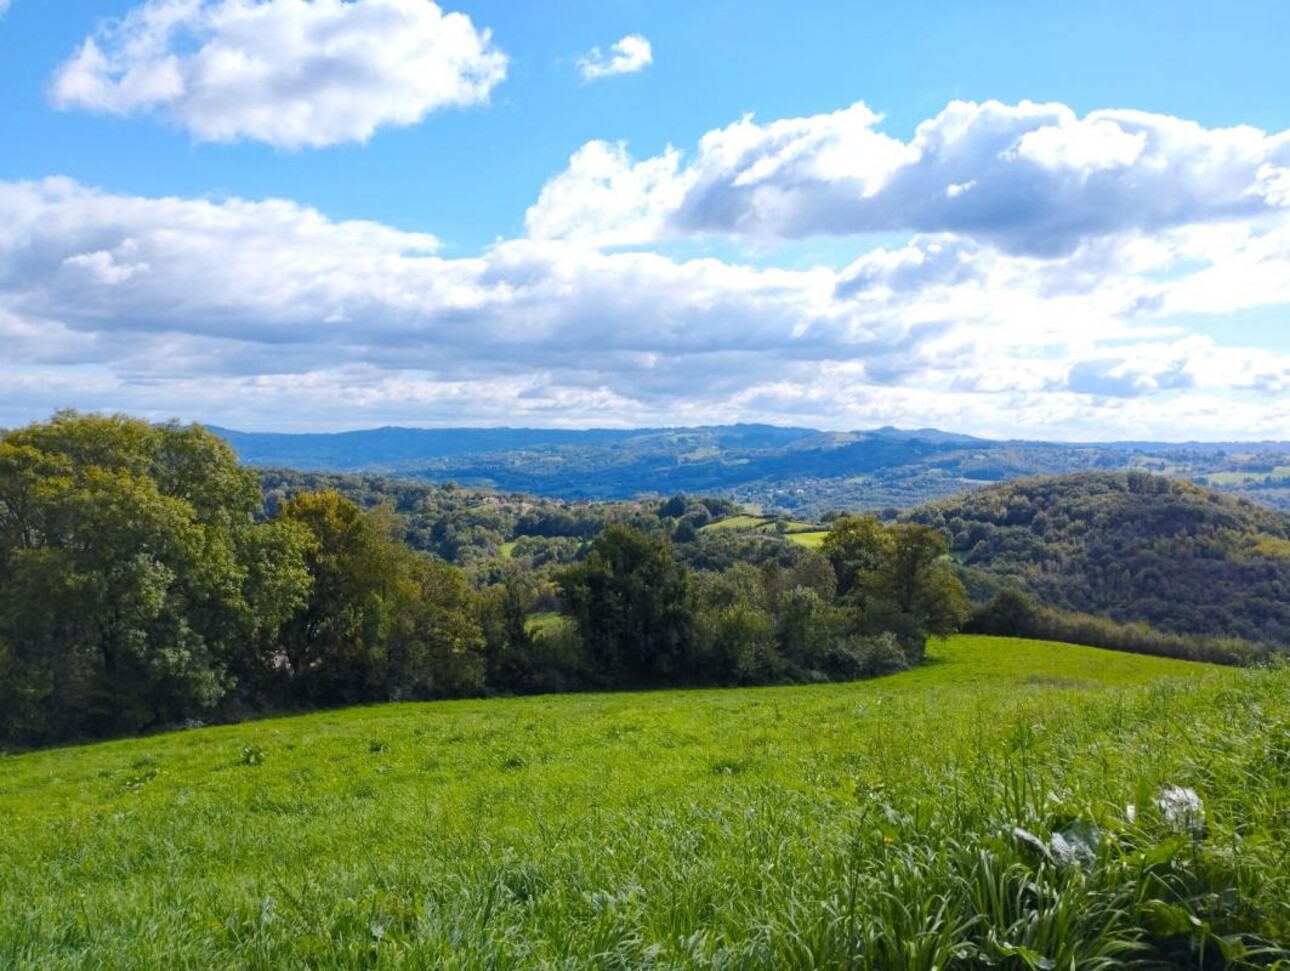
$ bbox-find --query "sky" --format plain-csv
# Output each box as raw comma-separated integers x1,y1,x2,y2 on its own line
1,0,1288,440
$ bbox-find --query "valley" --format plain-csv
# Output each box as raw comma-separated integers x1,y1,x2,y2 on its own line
213,424,1290,514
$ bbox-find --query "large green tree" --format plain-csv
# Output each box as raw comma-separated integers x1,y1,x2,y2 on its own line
0,412,307,742
821,514,892,601
822,515,968,662
557,524,695,684
274,492,401,704
384,552,486,699
873,523,970,660
274,492,484,704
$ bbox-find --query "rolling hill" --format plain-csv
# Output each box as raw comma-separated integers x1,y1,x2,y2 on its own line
209,423,1290,514
910,472,1290,647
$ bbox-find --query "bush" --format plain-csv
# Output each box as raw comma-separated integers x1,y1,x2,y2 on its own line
822,632,909,680
968,588,1270,666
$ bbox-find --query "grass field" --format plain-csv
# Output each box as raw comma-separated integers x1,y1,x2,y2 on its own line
700,514,777,531
702,515,823,536
1203,466,1290,486
787,529,829,548
525,610,563,634
2,636,1287,969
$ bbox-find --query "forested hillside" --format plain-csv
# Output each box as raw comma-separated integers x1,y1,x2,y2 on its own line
0,414,967,747
263,467,1290,663
911,473,1290,647
7,414,1287,749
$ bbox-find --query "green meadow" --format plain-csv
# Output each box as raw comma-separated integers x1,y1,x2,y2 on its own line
699,514,774,531
2,636,1288,969
701,515,821,534
1203,467,1290,486
525,610,564,635
787,529,830,549
701,514,831,548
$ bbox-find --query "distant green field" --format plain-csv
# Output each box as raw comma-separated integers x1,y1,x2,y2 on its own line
702,515,823,536
525,610,563,634
787,529,829,548
499,540,517,559
1203,466,1290,485
2,637,1287,969
781,521,821,534
700,514,774,531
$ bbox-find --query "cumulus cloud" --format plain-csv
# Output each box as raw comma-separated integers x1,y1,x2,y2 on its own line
528,99,1290,255
49,0,507,148
526,141,686,246
0,177,857,375
578,34,652,81
2,176,1289,437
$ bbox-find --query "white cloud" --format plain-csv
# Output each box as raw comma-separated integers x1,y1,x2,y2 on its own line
525,140,685,246
49,0,507,149
1013,117,1146,171
578,34,652,81
528,99,1290,256
63,247,150,285
2,176,1289,438
0,1,11,17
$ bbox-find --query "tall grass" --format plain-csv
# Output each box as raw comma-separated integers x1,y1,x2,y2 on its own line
0,636,1286,968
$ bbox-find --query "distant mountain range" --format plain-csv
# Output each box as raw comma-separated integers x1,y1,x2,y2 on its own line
209,423,1290,514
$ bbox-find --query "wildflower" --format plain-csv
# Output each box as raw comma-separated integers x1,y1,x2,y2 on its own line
1049,832,1082,866
1050,821,1099,867
1156,786,1204,832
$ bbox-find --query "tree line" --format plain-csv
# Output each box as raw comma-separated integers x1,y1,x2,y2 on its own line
0,413,969,747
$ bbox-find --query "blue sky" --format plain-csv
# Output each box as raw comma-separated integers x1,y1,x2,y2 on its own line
1,0,1288,438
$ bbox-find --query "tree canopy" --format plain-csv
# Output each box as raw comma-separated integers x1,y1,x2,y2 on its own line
0,413,297,740
0,414,489,745
557,524,695,684
1,415,976,747
911,472,1290,648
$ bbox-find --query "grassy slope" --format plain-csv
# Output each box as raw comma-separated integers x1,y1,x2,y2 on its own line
2,637,1287,969
702,515,830,547
787,529,829,548
700,514,773,531
702,516,821,534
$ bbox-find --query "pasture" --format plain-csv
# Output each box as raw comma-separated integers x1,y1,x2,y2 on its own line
2,636,1286,969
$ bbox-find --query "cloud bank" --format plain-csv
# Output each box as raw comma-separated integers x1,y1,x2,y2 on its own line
527,100,1290,255
2,155,1288,437
50,0,507,148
